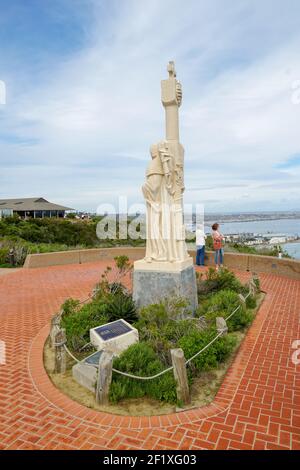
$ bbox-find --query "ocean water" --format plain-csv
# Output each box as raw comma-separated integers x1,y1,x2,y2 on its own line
204,218,300,237
283,242,300,260
202,218,300,260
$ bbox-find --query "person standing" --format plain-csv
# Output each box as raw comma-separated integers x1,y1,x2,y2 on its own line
212,223,224,270
196,225,206,266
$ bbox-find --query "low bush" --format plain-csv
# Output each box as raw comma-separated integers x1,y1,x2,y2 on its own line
0,217,146,261
230,242,291,258
135,300,194,365
197,289,239,318
0,235,86,266
110,342,177,404
228,308,254,331
136,299,188,330
197,289,253,331
197,268,243,300
245,294,257,309
253,276,261,292
0,247,9,265
178,328,237,373
61,298,109,351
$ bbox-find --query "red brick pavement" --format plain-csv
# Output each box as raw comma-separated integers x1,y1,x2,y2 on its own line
0,262,299,450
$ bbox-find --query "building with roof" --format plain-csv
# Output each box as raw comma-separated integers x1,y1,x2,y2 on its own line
0,198,74,219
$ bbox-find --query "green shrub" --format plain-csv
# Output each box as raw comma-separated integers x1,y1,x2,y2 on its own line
0,217,146,256
61,298,109,351
253,277,261,291
135,301,193,365
246,294,257,309
178,328,237,373
163,319,200,342
228,308,254,331
137,303,170,329
215,334,238,362
0,233,88,267
0,247,9,264
137,298,189,327
114,255,132,273
61,298,80,316
110,342,177,404
206,268,243,292
134,304,174,365
205,235,214,250
231,243,291,259
179,329,218,371
197,289,253,331
197,268,243,300
197,289,240,318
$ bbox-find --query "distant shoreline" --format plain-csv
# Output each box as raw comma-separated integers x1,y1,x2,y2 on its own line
204,216,300,225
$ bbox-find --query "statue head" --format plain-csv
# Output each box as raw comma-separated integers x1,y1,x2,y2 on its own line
150,144,159,159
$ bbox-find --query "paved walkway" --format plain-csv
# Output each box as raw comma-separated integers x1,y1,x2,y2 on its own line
0,268,21,276
0,262,299,450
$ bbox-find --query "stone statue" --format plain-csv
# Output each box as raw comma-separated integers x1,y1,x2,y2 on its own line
133,62,197,313
142,61,190,265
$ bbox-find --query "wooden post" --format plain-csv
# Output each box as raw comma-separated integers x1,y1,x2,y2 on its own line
50,313,61,349
170,348,190,405
249,279,256,295
251,273,260,293
216,317,228,335
95,351,113,405
54,328,66,374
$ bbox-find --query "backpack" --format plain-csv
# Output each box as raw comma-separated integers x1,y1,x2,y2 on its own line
213,238,222,250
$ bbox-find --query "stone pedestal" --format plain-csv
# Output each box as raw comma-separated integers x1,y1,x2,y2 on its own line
133,258,198,314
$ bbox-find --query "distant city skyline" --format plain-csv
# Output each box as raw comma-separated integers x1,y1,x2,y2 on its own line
0,0,300,212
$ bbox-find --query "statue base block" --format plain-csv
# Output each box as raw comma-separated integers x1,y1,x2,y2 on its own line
133,263,198,314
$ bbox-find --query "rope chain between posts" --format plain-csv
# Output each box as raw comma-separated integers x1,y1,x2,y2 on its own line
62,288,253,380
54,340,66,347
63,344,80,363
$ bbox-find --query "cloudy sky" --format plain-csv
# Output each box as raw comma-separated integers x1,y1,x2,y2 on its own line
0,0,299,213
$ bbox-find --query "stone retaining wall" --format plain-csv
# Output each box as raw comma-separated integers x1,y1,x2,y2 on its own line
23,247,300,279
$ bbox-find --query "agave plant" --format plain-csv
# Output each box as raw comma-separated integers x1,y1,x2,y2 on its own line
106,292,137,323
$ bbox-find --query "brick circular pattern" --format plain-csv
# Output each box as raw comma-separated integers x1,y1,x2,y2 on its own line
0,262,299,449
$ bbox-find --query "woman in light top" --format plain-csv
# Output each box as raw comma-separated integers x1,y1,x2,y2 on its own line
212,223,224,270
195,225,206,266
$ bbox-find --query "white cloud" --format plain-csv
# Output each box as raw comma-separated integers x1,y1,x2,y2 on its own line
0,0,300,212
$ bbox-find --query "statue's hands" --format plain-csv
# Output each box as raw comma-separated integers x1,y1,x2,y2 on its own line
165,174,174,194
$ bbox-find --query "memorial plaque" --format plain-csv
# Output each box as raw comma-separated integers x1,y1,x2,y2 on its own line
90,319,139,356
83,350,103,366
94,320,131,341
